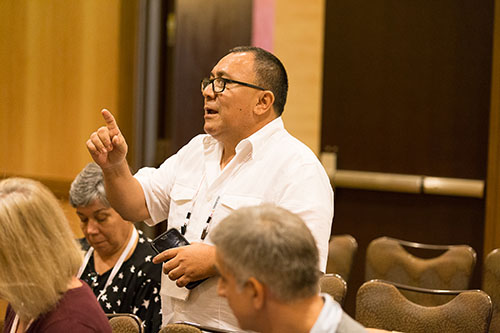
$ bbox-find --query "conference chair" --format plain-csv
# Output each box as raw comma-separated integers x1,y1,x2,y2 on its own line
160,322,236,333
326,234,358,282
355,279,492,333
160,323,202,333
320,273,348,306
483,248,500,332
106,313,144,333
365,236,476,305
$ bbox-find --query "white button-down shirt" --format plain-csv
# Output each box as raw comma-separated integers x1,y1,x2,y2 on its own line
135,117,334,330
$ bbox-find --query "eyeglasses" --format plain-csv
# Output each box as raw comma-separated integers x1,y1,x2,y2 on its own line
201,77,266,94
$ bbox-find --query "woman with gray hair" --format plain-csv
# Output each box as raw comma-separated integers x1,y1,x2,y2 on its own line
0,177,111,332
70,163,162,333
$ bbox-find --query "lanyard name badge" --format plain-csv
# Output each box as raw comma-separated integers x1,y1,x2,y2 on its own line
77,228,139,301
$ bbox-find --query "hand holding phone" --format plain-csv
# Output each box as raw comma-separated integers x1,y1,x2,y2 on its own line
150,228,207,289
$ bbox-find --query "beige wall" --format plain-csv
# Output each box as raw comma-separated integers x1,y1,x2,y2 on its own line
0,1,122,249
274,0,325,155
0,1,121,181
0,0,324,178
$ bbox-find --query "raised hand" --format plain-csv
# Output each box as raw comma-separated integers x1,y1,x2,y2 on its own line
86,109,128,169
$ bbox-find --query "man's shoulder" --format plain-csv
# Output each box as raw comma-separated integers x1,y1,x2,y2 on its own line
267,129,321,164
336,311,367,333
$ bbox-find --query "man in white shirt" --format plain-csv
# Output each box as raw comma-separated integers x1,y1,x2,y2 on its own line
211,204,364,333
86,46,333,330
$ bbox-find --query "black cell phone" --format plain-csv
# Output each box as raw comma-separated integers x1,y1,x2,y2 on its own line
150,228,207,289
151,228,189,253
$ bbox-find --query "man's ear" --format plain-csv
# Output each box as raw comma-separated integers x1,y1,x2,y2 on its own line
246,277,266,310
254,91,275,116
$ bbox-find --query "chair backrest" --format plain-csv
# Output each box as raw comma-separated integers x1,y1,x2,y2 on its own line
355,279,492,333
483,248,500,332
326,234,358,282
106,313,144,333
365,236,476,305
320,273,348,306
160,322,236,333
159,323,202,333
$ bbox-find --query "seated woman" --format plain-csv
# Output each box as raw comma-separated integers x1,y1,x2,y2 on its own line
70,163,162,333
0,177,111,332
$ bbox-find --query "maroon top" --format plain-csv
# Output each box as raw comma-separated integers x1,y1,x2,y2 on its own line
3,281,111,333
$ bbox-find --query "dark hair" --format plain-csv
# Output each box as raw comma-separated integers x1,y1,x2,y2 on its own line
228,46,288,116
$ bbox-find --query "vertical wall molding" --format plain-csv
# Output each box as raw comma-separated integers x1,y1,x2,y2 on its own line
252,0,275,51
484,0,500,257
273,0,325,154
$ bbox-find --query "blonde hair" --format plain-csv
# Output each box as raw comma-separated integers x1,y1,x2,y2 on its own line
0,177,83,322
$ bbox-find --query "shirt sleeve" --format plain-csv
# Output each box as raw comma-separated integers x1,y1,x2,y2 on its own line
134,154,178,226
276,161,334,272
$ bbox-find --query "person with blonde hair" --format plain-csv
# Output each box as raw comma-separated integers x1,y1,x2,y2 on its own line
0,177,111,332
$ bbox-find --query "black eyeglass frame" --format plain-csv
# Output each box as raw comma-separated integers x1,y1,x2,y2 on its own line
201,77,267,94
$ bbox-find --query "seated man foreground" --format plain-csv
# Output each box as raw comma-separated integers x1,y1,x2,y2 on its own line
211,204,367,333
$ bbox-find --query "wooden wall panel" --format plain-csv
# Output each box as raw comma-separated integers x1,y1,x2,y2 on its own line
0,1,28,175
0,0,122,181
485,0,500,256
274,0,325,154
0,1,127,318
169,0,253,153
321,0,493,316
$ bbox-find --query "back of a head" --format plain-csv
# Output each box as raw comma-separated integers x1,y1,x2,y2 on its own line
211,204,320,302
229,46,288,116
69,162,109,208
0,177,83,322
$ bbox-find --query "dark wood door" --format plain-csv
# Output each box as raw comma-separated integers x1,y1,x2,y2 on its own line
170,0,253,153
321,0,494,315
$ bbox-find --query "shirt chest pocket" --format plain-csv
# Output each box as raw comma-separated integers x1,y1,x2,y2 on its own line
216,194,263,219
168,184,197,229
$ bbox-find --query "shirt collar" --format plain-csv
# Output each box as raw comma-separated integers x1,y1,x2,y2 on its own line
202,117,284,158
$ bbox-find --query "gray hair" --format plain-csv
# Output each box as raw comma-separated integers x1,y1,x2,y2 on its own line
211,204,321,302
69,162,109,208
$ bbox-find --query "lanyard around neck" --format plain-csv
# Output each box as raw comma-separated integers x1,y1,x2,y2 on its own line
181,150,251,240
77,228,138,301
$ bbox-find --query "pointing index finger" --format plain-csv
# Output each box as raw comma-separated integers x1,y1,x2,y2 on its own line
101,108,120,136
